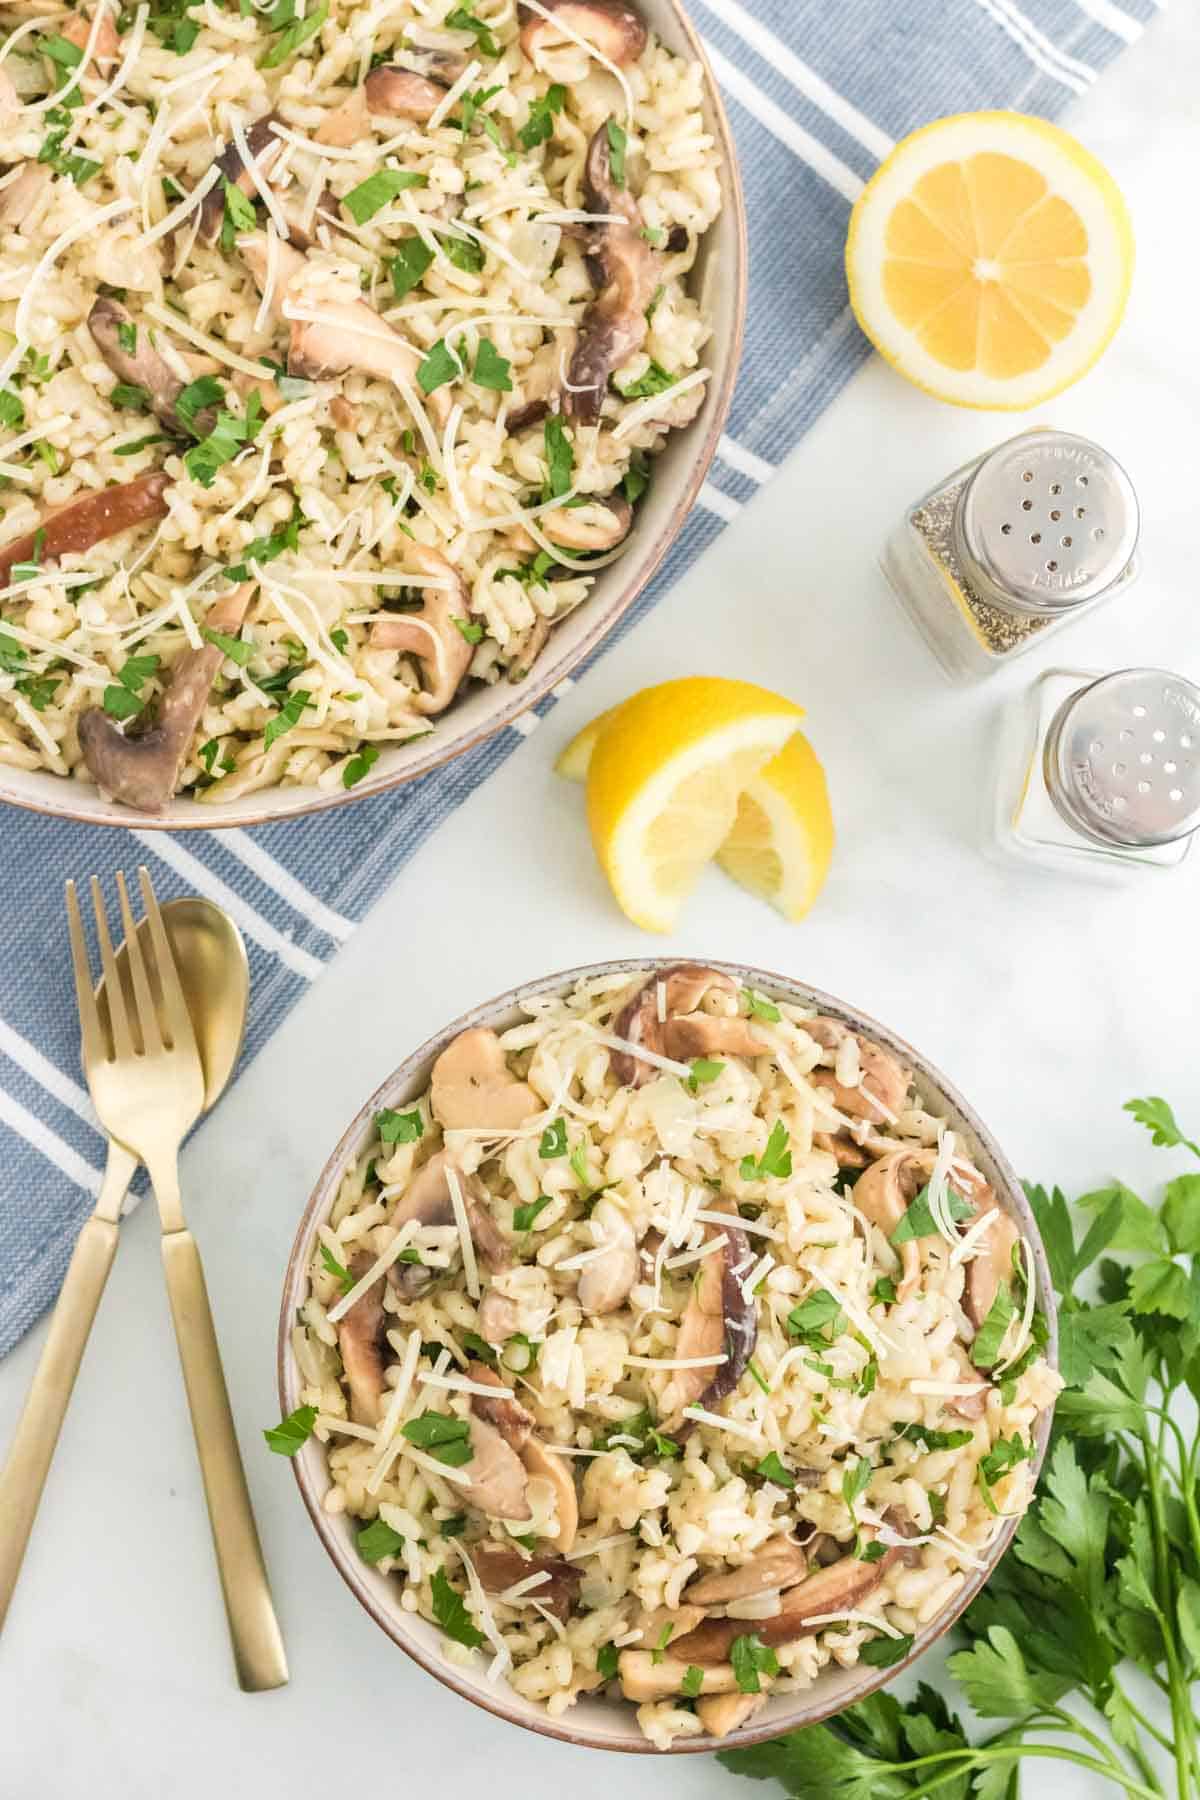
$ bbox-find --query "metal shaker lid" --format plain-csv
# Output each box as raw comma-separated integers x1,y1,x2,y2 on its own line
955,430,1139,618
1044,669,1200,849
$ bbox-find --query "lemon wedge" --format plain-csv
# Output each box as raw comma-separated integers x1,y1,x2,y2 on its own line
559,679,833,932
846,110,1134,410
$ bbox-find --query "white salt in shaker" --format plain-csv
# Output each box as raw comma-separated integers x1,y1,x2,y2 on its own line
991,666,1200,881
881,430,1140,680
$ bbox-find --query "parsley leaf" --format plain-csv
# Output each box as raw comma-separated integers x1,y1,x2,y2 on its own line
443,232,486,273
970,1285,1017,1370
473,338,512,392
343,743,380,789
745,990,781,1022
343,167,428,224
890,1183,975,1245
518,82,565,151
1124,1094,1200,1157
597,1643,619,1679
319,1243,354,1293
401,1411,473,1466
102,652,160,720
513,1194,552,1232
263,1403,317,1455
202,626,253,666
430,1567,484,1648
755,1451,794,1488
859,1633,915,1669
740,1120,792,1181
375,1107,423,1145
680,1664,704,1698
452,616,484,644
543,413,573,498
388,237,435,299
259,0,327,67
687,1057,724,1092
730,1632,779,1694
605,117,627,186
417,338,461,394
356,1519,405,1563
445,5,499,57
787,1289,843,1342
616,360,676,400
539,1117,568,1159
841,1454,873,1515
263,686,313,749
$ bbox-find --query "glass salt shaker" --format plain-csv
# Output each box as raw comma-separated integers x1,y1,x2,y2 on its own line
991,666,1200,881
881,429,1140,680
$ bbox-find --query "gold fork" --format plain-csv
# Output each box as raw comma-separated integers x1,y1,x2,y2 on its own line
58,868,286,1690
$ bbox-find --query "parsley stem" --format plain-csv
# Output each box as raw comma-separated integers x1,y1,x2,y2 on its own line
889,1742,1163,1800
1047,1705,1165,1798
1140,1423,1195,1800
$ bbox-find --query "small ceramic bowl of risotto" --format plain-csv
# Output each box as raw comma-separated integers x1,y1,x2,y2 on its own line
277,960,1059,1754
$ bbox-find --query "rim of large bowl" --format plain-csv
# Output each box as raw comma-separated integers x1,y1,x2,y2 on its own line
1,3,748,832
277,958,1059,1756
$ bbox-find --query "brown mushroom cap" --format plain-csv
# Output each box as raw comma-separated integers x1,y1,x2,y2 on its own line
88,298,202,437
336,1252,387,1425
685,1536,810,1606
368,544,476,715
519,0,648,67
461,1412,532,1520
807,1018,911,1124
467,1361,534,1448
0,471,170,587
609,964,740,1087
387,1149,510,1294
470,1542,581,1621
430,1027,541,1129
198,112,284,245
664,1197,757,1427
563,120,661,425
672,1540,902,1663
363,64,451,120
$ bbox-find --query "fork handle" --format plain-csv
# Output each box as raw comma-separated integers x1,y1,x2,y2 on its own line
0,1214,119,1633
161,1229,288,1692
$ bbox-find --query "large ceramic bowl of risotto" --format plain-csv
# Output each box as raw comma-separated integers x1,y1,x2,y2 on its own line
277,959,1060,1754
0,0,744,827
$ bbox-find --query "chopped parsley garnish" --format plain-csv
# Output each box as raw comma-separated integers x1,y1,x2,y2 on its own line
144,0,203,55
539,1117,568,1159
263,687,312,749
446,616,483,648
375,1106,424,1144
102,652,160,720
342,743,379,789
686,1057,724,1093
14,672,61,711
597,1643,619,1680
513,1194,552,1232
977,1432,1032,1515
519,82,565,151
388,237,435,299
841,1454,873,1515
34,441,59,475
740,1119,792,1181
117,321,137,355
225,508,305,582
356,1519,404,1563
746,1359,770,1396
220,177,257,251
401,1411,473,1466
439,1514,467,1539
730,1633,779,1695
442,232,486,274
417,338,461,395
871,1275,898,1306
430,1567,484,1648
197,737,235,778
622,452,650,504
110,382,150,411
318,1243,354,1294
755,1451,794,1487
606,118,628,186
259,0,328,68
183,391,265,489
650,1623,675,1665
445,5,499,57
10,527,46,585
42,33,84,70
680,1664,704,1698
971,1285,1018,1370
38,102,101,185
543,413,573,499
114,433,168,457
0,389,23,430
460,1331,498,1366
473,338,512,392
891,1183,975,1246
616,360,676,400
263,1403,317,1456
890,1422,974,1452
330,628,349,653
859,1632,915,1668
202,626,253,666
343,167,428,225
744,990,781,1022
0,631,26,673
177,375,226,433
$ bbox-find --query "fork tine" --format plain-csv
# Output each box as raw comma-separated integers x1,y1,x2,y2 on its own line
115,869,162,1057
65,881,108,1067
136,866,196,1054
89,876,134,1061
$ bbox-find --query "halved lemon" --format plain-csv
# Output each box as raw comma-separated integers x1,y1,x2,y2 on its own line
584,678,804,932
716,732,834,922
846,111,1134,409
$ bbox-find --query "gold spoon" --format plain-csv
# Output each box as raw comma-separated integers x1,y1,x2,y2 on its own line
0,898,249,1635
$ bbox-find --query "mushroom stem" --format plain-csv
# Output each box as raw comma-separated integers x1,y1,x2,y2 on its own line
368,543,476,715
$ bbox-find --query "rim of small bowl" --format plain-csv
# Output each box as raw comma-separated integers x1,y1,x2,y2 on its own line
0,2,747,832
278,958,1059,1756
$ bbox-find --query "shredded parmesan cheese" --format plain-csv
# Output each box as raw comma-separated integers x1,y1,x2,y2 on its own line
445,1164,480,1299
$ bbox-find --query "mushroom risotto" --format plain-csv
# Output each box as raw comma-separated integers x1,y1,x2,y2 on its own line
0,0,720,811
290,967,1060,1749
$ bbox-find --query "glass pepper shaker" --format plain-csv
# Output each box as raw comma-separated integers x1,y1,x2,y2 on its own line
881,429,1140,680
991,666,1200,880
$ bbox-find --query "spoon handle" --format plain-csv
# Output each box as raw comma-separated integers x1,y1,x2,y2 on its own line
160,1223,289,1692
0,1142,135,1634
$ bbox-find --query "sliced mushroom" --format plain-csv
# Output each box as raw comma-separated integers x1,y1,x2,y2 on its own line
617,1653,738,1704
506,611,550,682
672,1542,901,1664
88,298,205,437
964,1193,1019,1331
470,1542,581,1622
315,86,370,148
685,1537,810,1606
363,64,451,120
539,495,632,551
77,582,253,813
853,1148,936,1304
461,1412,532,1521
469,1363,578,1550
0,471,169,587
697,1692,768,1739
337,1251,387,1425
0,163,52,227
577,1197,639,1315
477,1288,519,1345
813,1128,896,1171
198,113,284,245
467,1361,533,1448
664,1013,764,1061
519,0,648,66
807,1018,911,1125
367,543,475,715
664,1198,757,1428
562,120,661,425
387,1149,509,1295
609,964,739,1087
61,9,120,63
430,1027,541,1130
276,185,346,252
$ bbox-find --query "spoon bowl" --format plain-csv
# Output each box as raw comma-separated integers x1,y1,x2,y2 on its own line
97,897,248,1111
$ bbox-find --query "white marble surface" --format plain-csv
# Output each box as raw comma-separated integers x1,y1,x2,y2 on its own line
3,8,1199,1795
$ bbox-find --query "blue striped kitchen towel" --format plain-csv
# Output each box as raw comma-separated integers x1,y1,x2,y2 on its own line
0,0,1160,1352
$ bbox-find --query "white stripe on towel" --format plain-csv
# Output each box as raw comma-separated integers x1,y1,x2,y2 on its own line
0,1086,100,1197
698,481,742,523
702,41,864,202
216,831,356,943
695,0,894,159
1070,0,1142,43
132,832,325,980
0,1017,99,1134
972,0,1093,92
719,434,774,484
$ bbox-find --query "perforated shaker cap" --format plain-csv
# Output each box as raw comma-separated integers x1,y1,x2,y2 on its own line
1044,669,1200,849
954,430,1139,618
